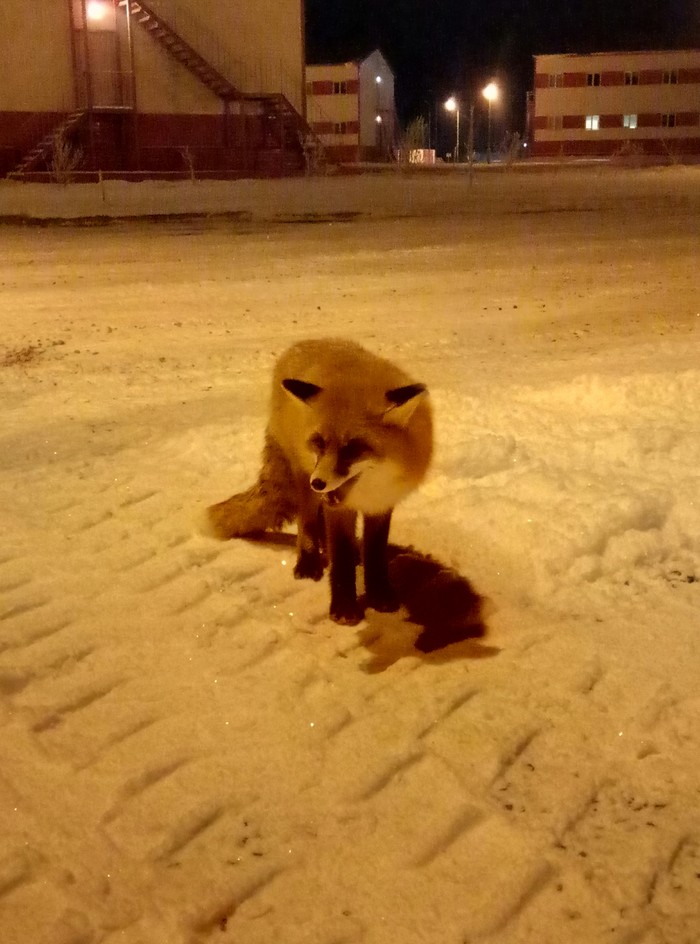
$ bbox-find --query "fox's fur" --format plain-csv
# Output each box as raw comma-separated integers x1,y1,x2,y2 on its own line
207,338,433,624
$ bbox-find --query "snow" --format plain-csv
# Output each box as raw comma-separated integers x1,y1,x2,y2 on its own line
1,166,699,944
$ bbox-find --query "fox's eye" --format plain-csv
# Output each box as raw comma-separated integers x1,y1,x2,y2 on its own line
308,433,325,453
341,438,372,462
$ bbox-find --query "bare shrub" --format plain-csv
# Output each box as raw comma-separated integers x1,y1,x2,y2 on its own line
395,116,428,170
51,127,83,184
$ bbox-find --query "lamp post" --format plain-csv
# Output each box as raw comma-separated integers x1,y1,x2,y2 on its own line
444,96,460,162
482,82,499,164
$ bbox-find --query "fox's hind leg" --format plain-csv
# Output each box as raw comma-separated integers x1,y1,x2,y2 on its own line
293,477,325,581
363,512,400,613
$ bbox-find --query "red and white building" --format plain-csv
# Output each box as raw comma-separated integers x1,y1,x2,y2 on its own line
532,49,700,158
0,0,312,179
306,50,397,163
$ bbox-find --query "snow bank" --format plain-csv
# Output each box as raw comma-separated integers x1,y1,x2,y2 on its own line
1,164,699,221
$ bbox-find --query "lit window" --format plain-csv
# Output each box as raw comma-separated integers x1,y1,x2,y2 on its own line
585,115,600,131
623,114,638,129
587,73,601,87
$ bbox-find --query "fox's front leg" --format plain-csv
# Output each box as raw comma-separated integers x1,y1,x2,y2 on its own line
363,512,400,613
325,507,363,625
293,478,324,581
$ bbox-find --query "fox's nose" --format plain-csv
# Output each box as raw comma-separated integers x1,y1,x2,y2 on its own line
310,477,326,492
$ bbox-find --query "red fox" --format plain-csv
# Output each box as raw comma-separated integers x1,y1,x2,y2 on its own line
207,338,433,625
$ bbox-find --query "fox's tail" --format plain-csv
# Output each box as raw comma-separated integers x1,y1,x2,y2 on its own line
206,433,297,539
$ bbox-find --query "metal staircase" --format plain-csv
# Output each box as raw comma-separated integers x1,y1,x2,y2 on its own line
7,110,86,178
119,0,321,173
263,94,324,173
117,0,240,100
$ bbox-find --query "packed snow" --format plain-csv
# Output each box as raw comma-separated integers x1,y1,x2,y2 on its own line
1,166,699,944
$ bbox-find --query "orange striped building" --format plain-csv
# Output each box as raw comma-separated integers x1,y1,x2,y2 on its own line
305,50,397,163
531,50,700,158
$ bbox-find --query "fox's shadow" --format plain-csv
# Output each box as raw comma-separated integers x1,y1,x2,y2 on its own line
358,545,497,673
236,535,497,672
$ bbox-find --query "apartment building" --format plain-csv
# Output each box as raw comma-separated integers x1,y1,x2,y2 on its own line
306,49,397,162
532,50,700,157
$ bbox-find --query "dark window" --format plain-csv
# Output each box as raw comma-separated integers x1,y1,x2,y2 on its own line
587,72,601,87
662,70,678,85
662,114,676,128
624,71,639,86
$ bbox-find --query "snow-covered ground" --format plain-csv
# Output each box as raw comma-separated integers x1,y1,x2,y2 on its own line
1,167,699,944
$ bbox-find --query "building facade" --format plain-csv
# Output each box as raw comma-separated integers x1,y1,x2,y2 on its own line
306,50,397,162
0,0,311,179
532,50,700,158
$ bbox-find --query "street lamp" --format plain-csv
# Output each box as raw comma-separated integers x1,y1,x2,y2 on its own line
444,96,460,162
482,82,499,164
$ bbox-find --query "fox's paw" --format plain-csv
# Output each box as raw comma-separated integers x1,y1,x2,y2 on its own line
330,600,365,626
365,589,400,614
294,550,325,581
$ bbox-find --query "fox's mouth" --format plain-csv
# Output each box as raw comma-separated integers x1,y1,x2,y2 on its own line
322,474,360,507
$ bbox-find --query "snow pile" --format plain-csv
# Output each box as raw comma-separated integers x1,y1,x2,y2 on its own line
429,370,700,603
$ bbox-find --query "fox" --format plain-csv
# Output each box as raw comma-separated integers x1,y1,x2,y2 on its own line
207,338,433,625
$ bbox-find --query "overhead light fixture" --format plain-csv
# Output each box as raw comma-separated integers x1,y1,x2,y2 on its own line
86,1,109,22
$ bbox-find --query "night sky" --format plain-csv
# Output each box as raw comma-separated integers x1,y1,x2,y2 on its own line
305,0,698,140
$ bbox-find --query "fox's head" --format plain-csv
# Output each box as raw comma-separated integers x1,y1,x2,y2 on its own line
281,377,427,509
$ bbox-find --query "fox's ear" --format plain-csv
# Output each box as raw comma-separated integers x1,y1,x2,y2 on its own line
383,383,427,426
282,378,322,403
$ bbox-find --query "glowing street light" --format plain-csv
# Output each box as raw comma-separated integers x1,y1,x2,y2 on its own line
444,96,460,162
482,82,499,163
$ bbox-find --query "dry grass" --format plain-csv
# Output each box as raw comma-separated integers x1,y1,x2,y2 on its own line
1,344,45,367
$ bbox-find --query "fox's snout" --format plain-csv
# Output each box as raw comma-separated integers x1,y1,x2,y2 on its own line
309,461,356,495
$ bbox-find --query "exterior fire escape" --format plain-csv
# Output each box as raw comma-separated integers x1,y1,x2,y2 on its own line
7,0,320,179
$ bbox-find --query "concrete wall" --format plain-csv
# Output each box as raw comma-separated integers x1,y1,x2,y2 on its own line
0,1,74,110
